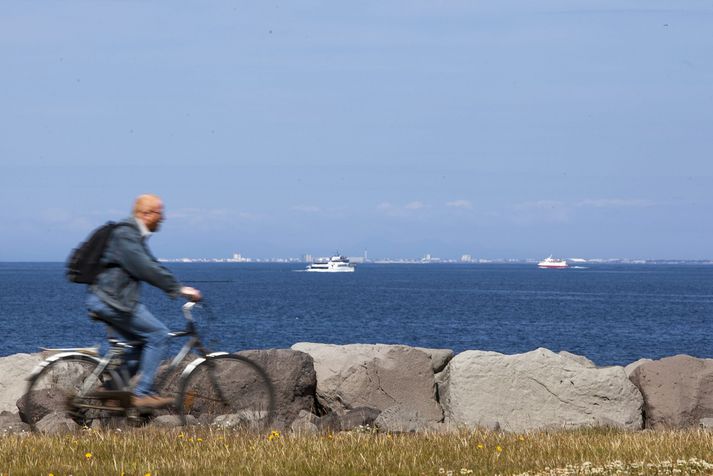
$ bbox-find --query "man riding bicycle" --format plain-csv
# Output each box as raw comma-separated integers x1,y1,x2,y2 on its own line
86,194,201,408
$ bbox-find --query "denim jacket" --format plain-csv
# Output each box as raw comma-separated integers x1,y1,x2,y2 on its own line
91,217,181,312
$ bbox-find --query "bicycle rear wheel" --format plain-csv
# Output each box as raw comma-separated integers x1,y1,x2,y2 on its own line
177,354,275,431
24,355,113,431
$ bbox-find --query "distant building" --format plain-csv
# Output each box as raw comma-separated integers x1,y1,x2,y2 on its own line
460,254,473,263
301,254,313,263
421,253,442,263
230,253,248,262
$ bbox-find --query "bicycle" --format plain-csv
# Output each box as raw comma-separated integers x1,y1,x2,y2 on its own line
23,302,276,431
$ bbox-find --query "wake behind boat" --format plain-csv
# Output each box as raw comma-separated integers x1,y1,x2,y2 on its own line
306,254,355,272
538,256,569,269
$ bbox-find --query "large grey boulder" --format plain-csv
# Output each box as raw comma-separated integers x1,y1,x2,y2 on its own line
160,349,314,430
238,349,318,428
628,354,713,428
440,348,643,432
291,343,443,424
0,353,43,413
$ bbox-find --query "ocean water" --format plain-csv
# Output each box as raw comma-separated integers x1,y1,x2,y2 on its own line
1,262,712,366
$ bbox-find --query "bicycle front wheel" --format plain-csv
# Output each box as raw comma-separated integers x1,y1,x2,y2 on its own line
177,354,276,431
24,354,110,431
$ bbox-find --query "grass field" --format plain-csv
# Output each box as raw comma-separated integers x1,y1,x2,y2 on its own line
2,427,713,475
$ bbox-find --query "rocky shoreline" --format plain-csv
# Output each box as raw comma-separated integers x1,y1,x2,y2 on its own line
1,344,712,435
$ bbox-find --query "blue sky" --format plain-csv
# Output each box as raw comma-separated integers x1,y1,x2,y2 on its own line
1,1,712,260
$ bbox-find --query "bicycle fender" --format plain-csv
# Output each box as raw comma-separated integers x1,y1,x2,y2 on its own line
180,352,231,380
26,352,102,381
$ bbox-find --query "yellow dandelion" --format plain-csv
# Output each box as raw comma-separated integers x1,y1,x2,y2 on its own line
518,435,525,441
477,443,484,449
84,452,92,460
496,445,503,453
197,437,203,442
177,432,185,439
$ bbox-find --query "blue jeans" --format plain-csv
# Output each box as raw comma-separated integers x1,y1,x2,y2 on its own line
86,293,169,397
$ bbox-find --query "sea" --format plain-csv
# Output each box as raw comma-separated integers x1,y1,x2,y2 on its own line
1,262,712,367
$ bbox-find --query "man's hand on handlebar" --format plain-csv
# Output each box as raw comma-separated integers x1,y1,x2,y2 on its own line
180,286,202,302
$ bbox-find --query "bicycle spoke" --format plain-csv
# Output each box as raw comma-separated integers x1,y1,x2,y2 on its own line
24,356,119,430
177,355,275,431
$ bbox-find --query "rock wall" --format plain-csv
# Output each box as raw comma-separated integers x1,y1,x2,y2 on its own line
3,347,713,433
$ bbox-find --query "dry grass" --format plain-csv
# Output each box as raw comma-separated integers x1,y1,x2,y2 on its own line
2,427,713,475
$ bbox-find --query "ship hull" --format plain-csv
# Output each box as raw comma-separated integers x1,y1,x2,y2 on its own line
538,256,568,268
305,267,355,272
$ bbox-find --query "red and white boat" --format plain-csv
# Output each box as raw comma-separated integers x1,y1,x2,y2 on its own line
538,256,568,269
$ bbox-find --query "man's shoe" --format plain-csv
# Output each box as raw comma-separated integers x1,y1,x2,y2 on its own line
131,395,174,409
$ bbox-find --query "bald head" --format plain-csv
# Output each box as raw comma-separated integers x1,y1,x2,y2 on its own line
133,194,165,232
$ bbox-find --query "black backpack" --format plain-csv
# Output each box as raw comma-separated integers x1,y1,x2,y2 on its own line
66,221,125,284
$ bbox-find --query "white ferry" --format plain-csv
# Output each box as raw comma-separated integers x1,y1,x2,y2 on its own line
306,254,355,273
538,256,569,269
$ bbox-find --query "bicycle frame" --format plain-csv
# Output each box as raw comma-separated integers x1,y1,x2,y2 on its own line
30,302,212,400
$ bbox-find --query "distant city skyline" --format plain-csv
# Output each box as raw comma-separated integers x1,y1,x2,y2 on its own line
156,251,713,265
2,1,712,261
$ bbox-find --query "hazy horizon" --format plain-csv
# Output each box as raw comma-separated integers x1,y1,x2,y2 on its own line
1,254,710,263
